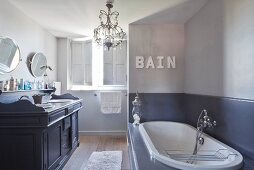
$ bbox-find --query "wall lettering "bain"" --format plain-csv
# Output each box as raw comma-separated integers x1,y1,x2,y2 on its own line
136,56,176,69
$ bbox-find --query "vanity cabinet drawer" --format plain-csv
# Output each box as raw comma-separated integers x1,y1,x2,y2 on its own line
66,103,82,115
73,103,81,111
49,110,65,123
66,106,74,115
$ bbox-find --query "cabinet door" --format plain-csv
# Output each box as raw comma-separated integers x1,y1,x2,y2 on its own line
46,121,62,170
0,129,43,170
62,116,71,155
71,112,79,148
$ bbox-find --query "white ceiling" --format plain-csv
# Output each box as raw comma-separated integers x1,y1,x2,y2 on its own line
132,0,208,25
8,0,208,38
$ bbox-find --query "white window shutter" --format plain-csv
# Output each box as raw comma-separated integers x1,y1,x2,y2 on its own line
83,41,92,85
71,40,92,86
114,41,127,85
71,42,84,85
103,48,114,85
103,41,127,86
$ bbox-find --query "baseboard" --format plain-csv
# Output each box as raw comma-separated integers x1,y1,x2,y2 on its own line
79,131,127,136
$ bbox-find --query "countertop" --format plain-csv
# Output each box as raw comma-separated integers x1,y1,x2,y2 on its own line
43,99,83,113
0,99,83,128
0,99,82,114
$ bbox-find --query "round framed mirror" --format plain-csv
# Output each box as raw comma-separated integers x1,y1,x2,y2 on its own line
0,37,21,74
29,52,47,77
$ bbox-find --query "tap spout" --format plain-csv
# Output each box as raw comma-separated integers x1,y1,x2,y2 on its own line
19,95,29,100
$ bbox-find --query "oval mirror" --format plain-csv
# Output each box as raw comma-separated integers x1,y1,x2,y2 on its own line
0,37,21,74
29,52,47,77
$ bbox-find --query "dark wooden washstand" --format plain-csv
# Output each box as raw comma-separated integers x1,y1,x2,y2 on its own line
0,92,82,170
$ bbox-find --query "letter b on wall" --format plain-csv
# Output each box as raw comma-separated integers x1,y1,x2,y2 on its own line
136,56,144,68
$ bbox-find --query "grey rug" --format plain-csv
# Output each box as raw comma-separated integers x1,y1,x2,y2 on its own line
84,151,122,170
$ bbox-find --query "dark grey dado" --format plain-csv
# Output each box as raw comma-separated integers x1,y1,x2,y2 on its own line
129,93,185,123
184,94,254,169
128,93,254,169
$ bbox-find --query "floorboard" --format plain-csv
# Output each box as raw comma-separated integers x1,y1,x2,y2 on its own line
63,135,130,170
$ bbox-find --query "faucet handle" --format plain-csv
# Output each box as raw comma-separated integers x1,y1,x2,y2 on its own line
213,121,217,127
202,109,208,115
208,120,216,128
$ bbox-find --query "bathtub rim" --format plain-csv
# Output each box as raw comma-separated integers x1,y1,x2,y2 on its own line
139,121,243,170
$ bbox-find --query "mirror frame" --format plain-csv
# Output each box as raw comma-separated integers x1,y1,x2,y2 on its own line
0,37,21,74
28,52,47,77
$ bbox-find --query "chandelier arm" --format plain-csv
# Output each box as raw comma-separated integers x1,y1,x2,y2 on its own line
111,11,119,17
99,11,107,20
100,10,107,15
115,26,125,35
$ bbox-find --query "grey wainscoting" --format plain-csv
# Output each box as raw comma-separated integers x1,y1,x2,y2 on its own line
184,94,254,169
129,93,185,123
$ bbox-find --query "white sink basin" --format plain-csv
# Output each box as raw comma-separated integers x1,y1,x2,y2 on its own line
49,99,73,103
35,103,54,109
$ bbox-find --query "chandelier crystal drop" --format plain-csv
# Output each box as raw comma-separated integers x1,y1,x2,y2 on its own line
94,0,126,50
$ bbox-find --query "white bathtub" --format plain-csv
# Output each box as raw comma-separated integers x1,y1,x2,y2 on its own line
139,121,243,170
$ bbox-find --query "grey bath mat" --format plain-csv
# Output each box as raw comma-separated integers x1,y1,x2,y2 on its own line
84,151,122,170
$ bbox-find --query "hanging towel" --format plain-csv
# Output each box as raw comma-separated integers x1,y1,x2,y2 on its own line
100,91,122,114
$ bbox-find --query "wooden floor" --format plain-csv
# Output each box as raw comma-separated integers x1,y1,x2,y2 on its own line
63,135,130,170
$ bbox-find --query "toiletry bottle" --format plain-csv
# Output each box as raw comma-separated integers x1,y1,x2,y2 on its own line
24,80,27,90
9,76,14,91
28,81,32,90
0,81,3,91
41,81,44,89
15,79,18,91
30,80,33,90
4,81,8,91
19,78,24,90
18,81,20,90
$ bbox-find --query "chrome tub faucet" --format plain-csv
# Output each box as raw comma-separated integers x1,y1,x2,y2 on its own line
197,109,216,132
190,109,217,159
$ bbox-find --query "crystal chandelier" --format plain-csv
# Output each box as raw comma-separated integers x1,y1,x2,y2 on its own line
94,0,126,50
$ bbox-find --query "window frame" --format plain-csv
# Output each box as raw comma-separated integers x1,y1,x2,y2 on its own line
70,39,127,91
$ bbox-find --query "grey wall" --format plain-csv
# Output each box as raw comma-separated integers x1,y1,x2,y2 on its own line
0,0,57,82
70,90,127,134
185,0,254,100
129,24,185,93
183,0,254,166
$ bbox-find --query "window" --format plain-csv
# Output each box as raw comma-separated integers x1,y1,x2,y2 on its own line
71,40,92,86
103,41,127,85
70,39,127,90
